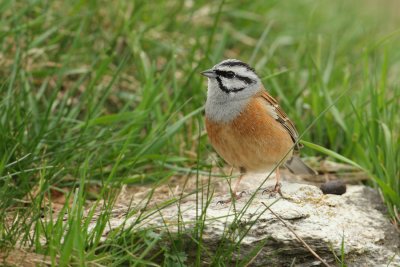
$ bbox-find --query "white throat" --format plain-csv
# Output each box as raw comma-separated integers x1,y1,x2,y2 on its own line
205,96,250,123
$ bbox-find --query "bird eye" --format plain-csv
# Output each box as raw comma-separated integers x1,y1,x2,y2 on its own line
226,71,235,78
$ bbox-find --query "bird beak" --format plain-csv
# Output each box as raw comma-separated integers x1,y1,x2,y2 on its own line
200,69,217,78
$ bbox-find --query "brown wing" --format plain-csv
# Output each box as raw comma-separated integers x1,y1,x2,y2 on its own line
258,90,303,151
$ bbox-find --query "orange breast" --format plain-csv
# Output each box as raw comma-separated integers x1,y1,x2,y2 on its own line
205,97,293,172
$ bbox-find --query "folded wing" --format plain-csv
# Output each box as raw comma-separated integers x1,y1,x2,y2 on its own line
258,90,303,151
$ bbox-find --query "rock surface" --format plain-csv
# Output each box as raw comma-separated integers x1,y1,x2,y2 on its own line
91,179,400,266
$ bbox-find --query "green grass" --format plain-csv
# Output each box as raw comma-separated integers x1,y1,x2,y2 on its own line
1,0,399,265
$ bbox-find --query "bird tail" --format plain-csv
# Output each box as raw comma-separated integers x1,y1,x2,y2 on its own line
285,155,317,175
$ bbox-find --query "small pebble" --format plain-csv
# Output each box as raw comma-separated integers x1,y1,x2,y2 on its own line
320,180,346,195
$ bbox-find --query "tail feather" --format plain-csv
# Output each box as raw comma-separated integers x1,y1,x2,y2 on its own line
285,155,317,175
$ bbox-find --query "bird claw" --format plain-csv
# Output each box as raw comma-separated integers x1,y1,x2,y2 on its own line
262,183,282,198
217,190,247,205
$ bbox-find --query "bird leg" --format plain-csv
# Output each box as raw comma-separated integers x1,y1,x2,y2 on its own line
217,168,246,204
273,167,282,194
262,168,283,197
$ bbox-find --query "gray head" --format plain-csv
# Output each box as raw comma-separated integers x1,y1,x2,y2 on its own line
201,59,262,122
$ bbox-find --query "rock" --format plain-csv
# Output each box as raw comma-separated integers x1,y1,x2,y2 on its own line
90,181,400,266
320,180,346,195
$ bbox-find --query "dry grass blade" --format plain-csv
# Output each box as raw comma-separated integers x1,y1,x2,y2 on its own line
261,202,331,267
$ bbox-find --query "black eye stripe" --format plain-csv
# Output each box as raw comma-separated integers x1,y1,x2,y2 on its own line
235,75,254,84
214,70,254,84
215,70,233,78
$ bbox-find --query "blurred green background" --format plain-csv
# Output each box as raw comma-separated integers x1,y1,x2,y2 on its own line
0,0,399,265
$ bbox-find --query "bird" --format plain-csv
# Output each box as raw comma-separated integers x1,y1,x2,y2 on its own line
201,59,316,203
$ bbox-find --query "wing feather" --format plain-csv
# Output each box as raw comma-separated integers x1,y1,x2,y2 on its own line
258,90,303,151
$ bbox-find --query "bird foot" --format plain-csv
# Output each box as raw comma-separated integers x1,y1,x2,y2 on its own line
262,183,282,197
217,191,247,205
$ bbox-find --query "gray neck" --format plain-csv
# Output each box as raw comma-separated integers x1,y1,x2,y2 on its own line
205,97,250,123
